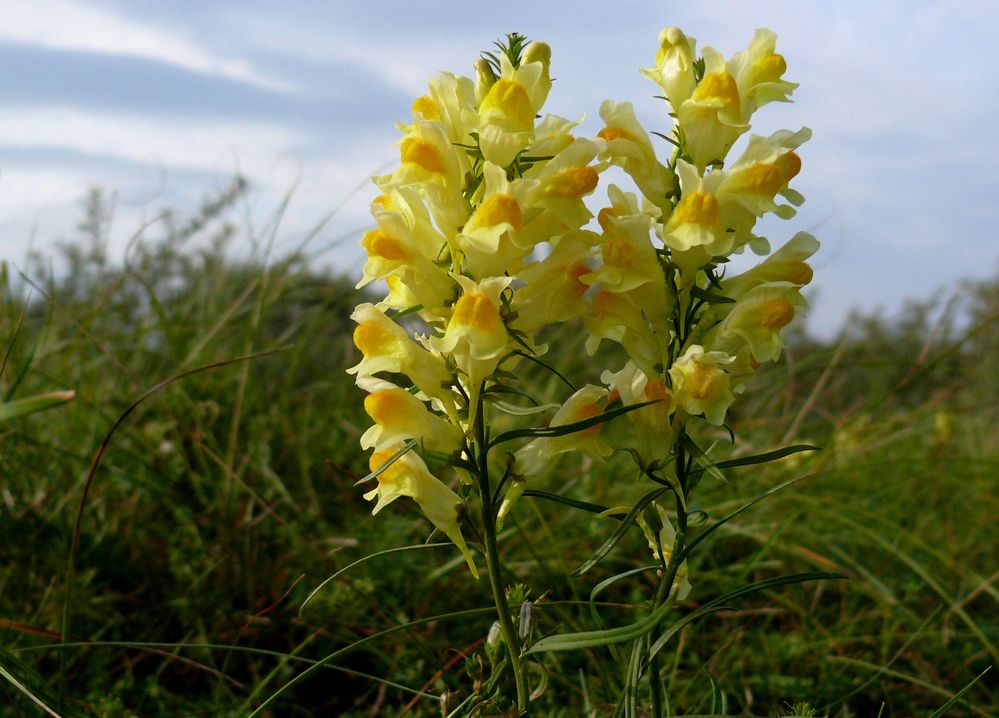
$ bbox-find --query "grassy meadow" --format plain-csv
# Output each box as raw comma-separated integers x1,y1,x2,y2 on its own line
0,183,996,716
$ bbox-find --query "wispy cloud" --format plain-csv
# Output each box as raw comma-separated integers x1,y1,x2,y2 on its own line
1,0,298,93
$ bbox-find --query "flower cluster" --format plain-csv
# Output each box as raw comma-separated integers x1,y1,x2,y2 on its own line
349,36,610,576
584,27,818,470
348,28,818,580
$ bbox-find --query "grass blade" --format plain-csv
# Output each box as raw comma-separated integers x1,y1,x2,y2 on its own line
0,390,75,422
927,666,992,718
572,488,665,576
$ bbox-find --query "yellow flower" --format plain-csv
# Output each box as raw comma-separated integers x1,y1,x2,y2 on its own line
424,72,478,144
513,385,613,478
601,360,674,464
675,47,749,169
458,162,535,277
586,187,663,293
436,275,513,362
381,119,468,234
365,448,477,577
358,378,463,454
358,189,456,311
668,345,736,425
636,503,691,598
721,231,818,299
529,113,582,158
432,275,518,394
717,128,810,224
348,303,453,404
727,28,798,121
659,161,732,279
475,44,552,166
529,138,603,229
511,231,596,333
641,26,698,110
716,282,806,362
597,100,676,208
584,290,661,376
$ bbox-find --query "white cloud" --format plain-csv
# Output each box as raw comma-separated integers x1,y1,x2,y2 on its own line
221,8,470,98
1,0,298,93
0,107,304,178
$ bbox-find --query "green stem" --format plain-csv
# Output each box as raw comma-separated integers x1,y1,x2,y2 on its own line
650,651,665,718
474,387,530,714
647,450,689,716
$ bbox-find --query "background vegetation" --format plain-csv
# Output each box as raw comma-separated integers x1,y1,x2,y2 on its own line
0,182,995,716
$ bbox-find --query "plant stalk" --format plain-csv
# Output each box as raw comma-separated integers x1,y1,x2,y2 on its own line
474,388,530,714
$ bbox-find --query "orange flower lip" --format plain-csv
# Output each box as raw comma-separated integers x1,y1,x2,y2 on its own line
545,166,599,198
400,137,445,173
692,71,741,117
671,191,720,227
476,193,523,231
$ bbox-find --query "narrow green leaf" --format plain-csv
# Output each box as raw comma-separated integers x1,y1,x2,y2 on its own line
646,571,845,662
491,400,658,448
490,399,561,417
690,285,735,304
510,350,577,391
523,489,614,518
572,488,665,577
0,391,75,422
678,475,811,563
707,672,724,715
715,444,821,469
389,303,424,320
588,565,657,629
526,595,675,655
483,383,541,406
679,434,728,485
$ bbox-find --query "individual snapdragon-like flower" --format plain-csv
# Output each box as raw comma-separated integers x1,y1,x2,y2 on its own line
348,303,454,405
513,385,613,479
668,345,736,425
713,282,807,363
529,113,582,158
499,383,613,527
717,128,810,226
358,189,455,312
412,72,478,145
641,26,698,110
584,290,662,377
721,231,818,299
727,28,798,121
474,43,553,166
659,161,732,279
458,162,536,278
528,138,604,229
511,231,596,334
601,361,673,464
433,275,517,393
436,275,513,360
675,47,749,170
586,186,664,294
366,448,477,576
597,100,676,209
358,377,464,454
381,119,469,234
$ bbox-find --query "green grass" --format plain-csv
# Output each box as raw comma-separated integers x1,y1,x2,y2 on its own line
0,184,996,716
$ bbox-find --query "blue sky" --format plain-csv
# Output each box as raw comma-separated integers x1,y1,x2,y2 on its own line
1,0,997,336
